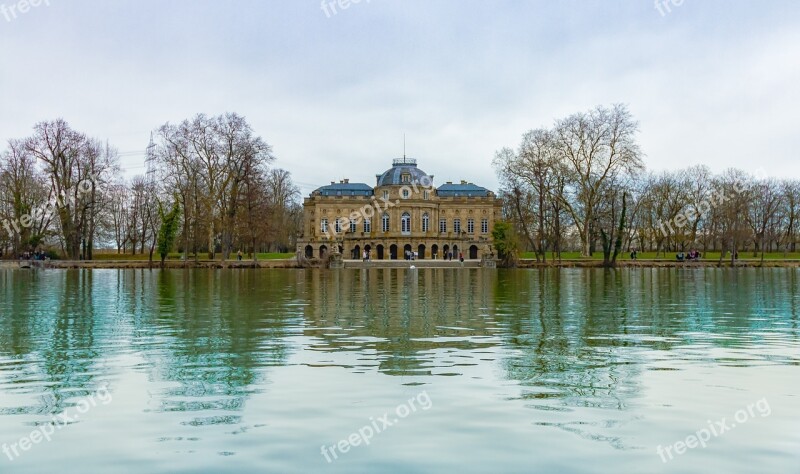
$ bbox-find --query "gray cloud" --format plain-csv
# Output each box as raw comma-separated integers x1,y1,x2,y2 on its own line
1,0,797,196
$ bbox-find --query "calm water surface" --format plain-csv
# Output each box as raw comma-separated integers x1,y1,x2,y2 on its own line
0,268,798,473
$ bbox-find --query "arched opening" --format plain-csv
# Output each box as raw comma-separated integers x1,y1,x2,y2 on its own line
417,244,426,260
390,244,398,260
353,244,361,260
364,244,372,260
401,212,411,235
469,245,478,259
376,244,384,260
304,245,313,258
319,245,328,259
452,244,459,258
403,244,412,260
443,244,450,260
431,244,439,259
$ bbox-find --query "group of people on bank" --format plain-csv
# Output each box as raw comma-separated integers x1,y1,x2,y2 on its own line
676,249,702,261
628,248,703,262
19,251,48,261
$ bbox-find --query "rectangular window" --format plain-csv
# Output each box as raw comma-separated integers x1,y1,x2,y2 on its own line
401,215,410,234
454,218,461,234
335,218,342,233
383,190,389,200
321,218,328,233
382,214,390,232
467,218,474,234
423,191,429,200
439,218,447,233
364,218,371,233
481,218,489,234
350,219,357,233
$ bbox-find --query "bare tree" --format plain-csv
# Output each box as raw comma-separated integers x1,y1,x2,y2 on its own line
493,130,558,262
746,178,782,263
553,104,644,257
711,169,752,265
0,139,50,255
107,181,131,253
264,168,300,252
24,119,97,259
781,181,800,254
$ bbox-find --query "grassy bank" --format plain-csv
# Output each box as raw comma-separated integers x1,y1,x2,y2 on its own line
520,251,800,261
91,252,295,261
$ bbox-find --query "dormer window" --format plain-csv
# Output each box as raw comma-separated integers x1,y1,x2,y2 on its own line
401,173,411,184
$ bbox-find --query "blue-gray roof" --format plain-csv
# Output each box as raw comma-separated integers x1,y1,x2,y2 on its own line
315,182,374,196
376,158,433,187
436,183,491,197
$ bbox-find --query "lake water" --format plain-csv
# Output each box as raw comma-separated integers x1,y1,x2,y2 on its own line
0,268,798,473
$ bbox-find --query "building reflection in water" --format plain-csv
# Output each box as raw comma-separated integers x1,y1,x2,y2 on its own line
300,267,499,376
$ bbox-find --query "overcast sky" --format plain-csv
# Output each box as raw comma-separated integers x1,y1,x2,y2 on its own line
1,0,798,195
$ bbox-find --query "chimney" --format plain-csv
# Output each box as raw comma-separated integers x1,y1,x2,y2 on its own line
446,181,453,185
344,179,349,184
460,180,467,185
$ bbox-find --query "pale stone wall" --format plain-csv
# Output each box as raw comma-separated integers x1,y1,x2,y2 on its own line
297,184,502,260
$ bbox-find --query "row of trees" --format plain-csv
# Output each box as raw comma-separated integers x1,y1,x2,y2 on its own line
147,113,301,261
493,104,799,266
0,114,301,261
0,119,115,260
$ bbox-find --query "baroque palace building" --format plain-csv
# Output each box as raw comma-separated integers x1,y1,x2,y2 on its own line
297,158,502,260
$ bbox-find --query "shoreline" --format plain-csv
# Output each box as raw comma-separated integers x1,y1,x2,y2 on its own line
3,258,800,269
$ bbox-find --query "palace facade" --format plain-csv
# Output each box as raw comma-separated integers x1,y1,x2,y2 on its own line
297,158,502,260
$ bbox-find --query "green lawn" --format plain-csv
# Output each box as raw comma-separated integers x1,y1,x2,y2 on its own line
255,253,296,260
92,252,295,261
92,252,176,261
520,251,800,260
